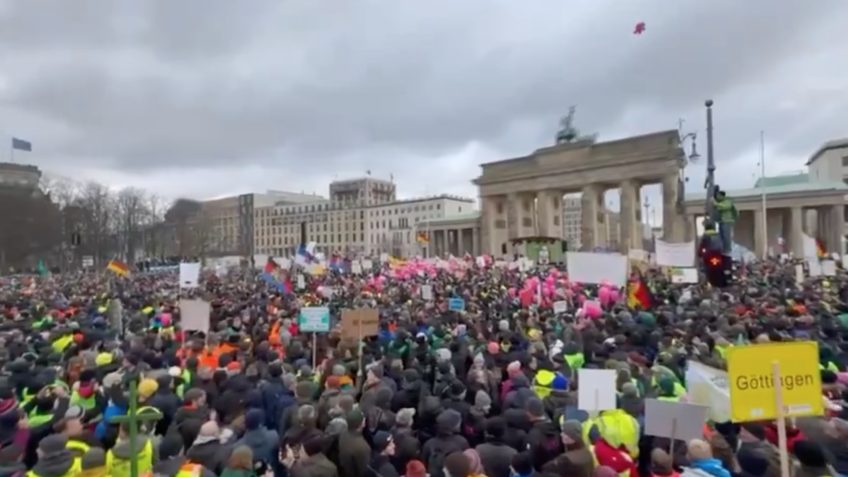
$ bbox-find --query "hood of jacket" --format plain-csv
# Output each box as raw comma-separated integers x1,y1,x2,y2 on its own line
110,437,152,461
31,450,76,477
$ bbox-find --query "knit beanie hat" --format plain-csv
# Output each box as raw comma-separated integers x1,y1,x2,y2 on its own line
474,390,492,409
81,448,106,470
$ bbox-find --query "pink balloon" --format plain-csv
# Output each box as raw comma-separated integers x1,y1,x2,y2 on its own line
609,289,621,302
582,300,602,319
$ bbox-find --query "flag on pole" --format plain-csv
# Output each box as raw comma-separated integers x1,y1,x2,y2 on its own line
106,259,130,277
11,137,32,152
627,277,652,310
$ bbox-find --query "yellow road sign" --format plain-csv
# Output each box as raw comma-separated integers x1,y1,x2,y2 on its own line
727,341,823,422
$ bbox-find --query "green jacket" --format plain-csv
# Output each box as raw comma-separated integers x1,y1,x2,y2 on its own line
714,198,738,223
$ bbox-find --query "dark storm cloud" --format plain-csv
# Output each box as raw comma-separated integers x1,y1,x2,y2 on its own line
0,0,845,198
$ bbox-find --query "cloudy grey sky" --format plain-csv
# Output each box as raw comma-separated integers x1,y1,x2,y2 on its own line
1,0,846,212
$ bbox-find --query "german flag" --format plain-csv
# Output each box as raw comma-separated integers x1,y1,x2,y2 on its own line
627,277,651,310
106,259,130,277
416,231,430,244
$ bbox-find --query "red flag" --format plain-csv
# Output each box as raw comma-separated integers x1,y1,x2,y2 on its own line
264,258,280,274
627,278,651,310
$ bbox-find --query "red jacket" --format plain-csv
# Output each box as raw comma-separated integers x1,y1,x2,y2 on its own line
764,423,805,453
594,438,638,477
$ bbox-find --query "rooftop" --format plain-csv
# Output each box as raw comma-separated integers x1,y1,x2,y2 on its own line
753,173,809,188
420,211,481,226
685,179,848,202
806,137,848,165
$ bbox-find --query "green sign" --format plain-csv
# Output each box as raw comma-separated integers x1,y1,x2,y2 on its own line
299,307,331,333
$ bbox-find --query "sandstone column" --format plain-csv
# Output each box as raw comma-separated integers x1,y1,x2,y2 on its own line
753,208,766,258
535,190,559,238
480,197,497,255
789,206,804,256
619,180,640,253
661,174,685,242
828,204,845,255
581,185,600,251
507,193,522,241
684,215,696,243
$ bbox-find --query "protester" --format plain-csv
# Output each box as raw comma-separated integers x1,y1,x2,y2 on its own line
2,253,848,477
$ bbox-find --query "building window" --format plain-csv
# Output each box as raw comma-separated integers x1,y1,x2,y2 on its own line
842,156,848,167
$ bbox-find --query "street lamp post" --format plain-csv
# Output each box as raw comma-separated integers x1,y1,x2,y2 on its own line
705,99,716,220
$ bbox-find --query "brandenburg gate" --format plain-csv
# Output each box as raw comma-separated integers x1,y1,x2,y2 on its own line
473,130,688,255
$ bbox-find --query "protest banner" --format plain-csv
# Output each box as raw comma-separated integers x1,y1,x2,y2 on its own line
655,240,696,267
566,252,627,287
645,399,709,457
299,307,331,368
728,342,823,477
179,262,201,288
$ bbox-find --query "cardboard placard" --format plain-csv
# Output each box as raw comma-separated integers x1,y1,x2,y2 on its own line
448,297,465,312
726,342,822,422
179,262,201,288
299,307,331,333
645,399,709,443
577,369,617,411
553,300,568,314
179,299,211,334
341,308,379,340
421,285,433,301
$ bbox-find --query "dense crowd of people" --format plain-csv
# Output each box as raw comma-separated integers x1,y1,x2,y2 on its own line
0,255,847,477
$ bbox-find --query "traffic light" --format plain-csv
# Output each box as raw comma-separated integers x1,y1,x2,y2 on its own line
703,249,728,287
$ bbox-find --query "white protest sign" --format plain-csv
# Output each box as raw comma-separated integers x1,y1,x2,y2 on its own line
553,301,568,314
566,252,627,287
421,285,433,301
296,274,306,290
808,259,822,277
274,257,291,269
351,262,362,275
628,249,649,262
822,260,837,276
179,262,201,289
655,240,696,267
379,253,389,263
685,361,730,422
645,399,709,443
795,264,804,285
179,299,211,334
577,369,617,411
802,234,818,259
843,255,848,269
670,268,698,284
476,256,486,268
362,259,373,270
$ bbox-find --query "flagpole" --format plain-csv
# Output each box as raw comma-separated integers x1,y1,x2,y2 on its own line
760,131,767,259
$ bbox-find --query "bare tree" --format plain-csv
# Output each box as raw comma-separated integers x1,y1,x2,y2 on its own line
142,194,169,259
40,174,81,208
73,182,117,266
115,187,147,261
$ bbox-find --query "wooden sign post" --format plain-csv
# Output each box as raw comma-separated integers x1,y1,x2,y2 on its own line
110,377,162,477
